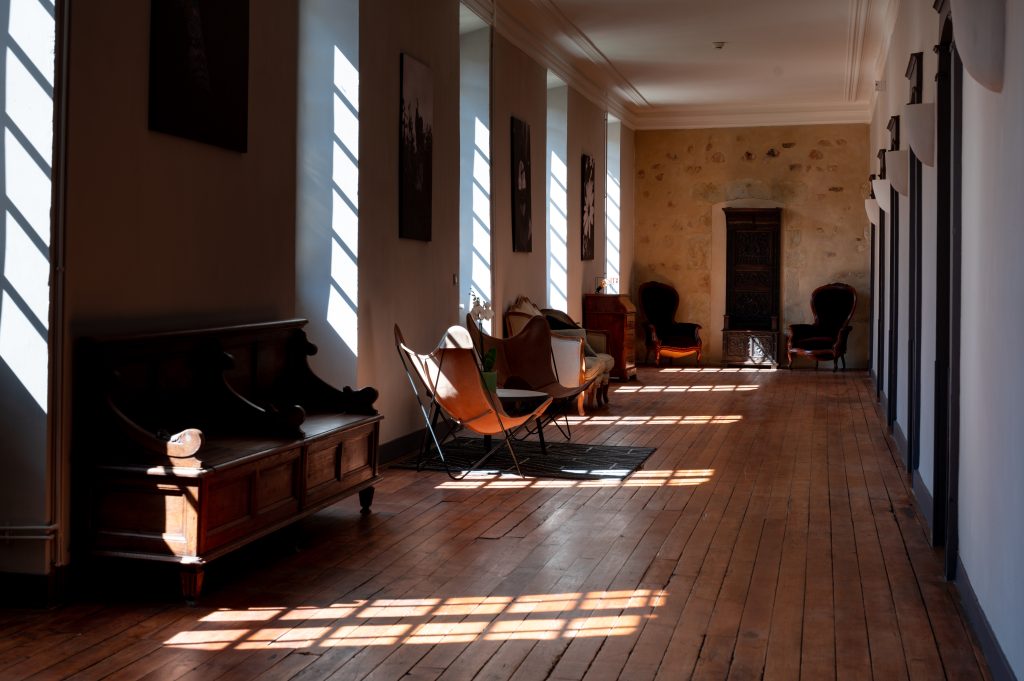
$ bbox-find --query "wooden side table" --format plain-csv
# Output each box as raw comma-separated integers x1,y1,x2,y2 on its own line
583,294,637,380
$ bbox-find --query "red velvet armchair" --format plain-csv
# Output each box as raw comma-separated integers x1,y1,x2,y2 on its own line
638,281,702,366
787,282,857,370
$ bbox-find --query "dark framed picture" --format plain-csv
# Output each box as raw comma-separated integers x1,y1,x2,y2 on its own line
581,153,596,260
148,0,249,152
399,53,433,241
510,116,532,252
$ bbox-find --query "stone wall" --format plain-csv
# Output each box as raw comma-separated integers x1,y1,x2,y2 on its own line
634,124,871,367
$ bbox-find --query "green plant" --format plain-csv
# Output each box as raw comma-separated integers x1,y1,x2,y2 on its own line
481,347,497,372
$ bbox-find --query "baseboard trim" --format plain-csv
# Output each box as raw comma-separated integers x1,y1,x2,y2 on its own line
0,567,66,608
912,470,934,534
956,557,1020,681
893,421,909,466
380,429,425,466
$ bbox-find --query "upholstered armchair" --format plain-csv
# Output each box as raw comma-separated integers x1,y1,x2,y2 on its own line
637,281,702,366
786,282,857,370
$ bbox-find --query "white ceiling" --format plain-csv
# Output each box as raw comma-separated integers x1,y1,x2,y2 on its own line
476,0,897,128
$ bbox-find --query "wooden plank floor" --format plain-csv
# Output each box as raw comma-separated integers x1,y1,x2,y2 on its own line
0,368,993,681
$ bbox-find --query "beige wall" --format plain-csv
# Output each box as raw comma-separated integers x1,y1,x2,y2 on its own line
357,0,461,442
65,1,298,331
955,0,1024,674
619,125,636,294
634,124,871,366
565,89,607,321
59,0,300,566
490,33,548,331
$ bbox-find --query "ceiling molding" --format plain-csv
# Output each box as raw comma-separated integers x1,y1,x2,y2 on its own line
844,0,870,101
628,102,873,130
492,3,638,128
526,0,648,109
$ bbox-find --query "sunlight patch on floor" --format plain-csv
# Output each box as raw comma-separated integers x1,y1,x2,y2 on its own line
615,384,758,393
562,414,743,427
434,468,714,490
166,589,666,651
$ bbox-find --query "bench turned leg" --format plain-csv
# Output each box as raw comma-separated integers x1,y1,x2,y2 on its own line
181,565,204,606
359,486,375,514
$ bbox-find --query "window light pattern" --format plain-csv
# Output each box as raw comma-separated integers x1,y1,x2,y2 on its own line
326,46,359,355
1,0,55,411
164,589,666,651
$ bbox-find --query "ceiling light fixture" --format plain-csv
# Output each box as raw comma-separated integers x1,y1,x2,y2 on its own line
712,41,725,49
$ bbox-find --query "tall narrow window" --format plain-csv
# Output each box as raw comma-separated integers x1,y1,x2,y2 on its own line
605,116,621,294
546,81,568,311
459,7,491,330
1,0,55,412
297,0,359,386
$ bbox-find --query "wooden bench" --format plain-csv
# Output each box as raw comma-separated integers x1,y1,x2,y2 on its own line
75,320,381,602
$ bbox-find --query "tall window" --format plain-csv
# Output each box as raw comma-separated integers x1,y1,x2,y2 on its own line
605,116,621,294
459,8,491,330
297,0,359,386
1,0,55,412
546,81,568,310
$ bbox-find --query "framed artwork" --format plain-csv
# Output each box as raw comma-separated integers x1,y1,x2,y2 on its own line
581,153,596,260
510,116,532,252
148,0,249,152
399,53,433,241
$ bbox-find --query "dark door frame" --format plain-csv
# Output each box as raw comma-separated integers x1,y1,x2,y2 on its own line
885,117,900,430
875,149,888,404
907,53,924,472
932,8,963,581
876,204,886,401
868,219,875,377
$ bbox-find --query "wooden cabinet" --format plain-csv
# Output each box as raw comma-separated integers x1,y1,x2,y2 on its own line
583,294,637,380
723,208,782,366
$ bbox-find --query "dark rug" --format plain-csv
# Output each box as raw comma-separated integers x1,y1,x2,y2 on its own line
398,437,655,480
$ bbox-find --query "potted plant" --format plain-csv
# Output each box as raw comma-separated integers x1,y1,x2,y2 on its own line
480,347,498,393
469,293,499,391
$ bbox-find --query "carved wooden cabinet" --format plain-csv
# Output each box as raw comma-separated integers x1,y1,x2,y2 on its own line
723,208,782,366
583,294,637,380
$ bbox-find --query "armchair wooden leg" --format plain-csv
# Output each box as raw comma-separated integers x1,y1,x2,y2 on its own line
578,392,587,417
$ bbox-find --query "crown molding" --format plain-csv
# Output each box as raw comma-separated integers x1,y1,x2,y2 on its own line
525,0,648,109
492,2,638,127
844,0,870,101
628,101,873,130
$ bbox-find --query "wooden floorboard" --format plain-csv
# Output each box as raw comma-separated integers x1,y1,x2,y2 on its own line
0,368,992,680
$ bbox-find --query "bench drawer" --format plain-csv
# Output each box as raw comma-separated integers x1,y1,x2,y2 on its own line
304,422,377,507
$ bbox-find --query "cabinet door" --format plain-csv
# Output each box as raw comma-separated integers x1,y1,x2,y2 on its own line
725,208,781,331
304,422,377,507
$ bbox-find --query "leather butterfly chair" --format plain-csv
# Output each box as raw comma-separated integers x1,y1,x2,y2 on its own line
467,314,591,440
638,281,703,366
786,282,857,370
395,324,552,479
